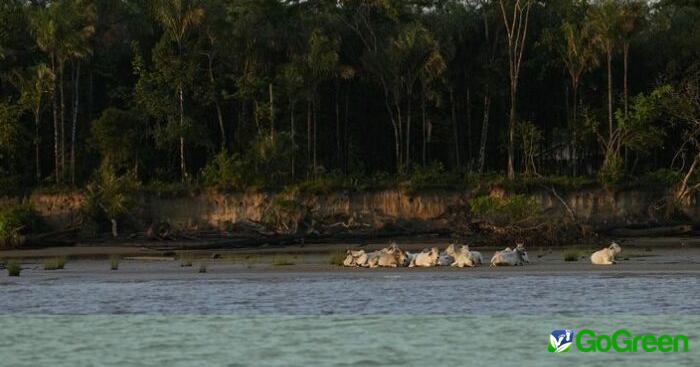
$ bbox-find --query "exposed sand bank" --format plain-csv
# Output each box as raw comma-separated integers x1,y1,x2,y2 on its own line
3,238,700,276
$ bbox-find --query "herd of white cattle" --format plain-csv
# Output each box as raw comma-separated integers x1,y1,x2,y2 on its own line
342,241,623,268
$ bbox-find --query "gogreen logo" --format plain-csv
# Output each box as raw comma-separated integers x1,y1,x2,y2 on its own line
548,329,575,353
549,329,689,353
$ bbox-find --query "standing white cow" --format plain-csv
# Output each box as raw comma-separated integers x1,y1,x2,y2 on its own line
590,242,622,265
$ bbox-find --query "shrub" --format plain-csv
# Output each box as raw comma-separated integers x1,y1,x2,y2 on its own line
202,151,249,191
81,165,140,236
6,260,21,276
110,255,121,270
179,253,193,267
598,154,624,188
0,202,42,248
469,194,541,226
328,249,346,266
563,250,581,262
272,255,295,266
43,256,67,270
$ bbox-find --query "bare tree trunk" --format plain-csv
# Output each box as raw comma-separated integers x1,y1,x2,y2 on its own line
307,98,311,174
269,83,275,140
572,81,579,176
336,84,341,169
290,100,296,178
59,60,65,181
623,42,629,120
466,88,472,169
206,53,225,150
500,0,532,180
421,93,427,166
179,84,186,181
406,94,412,168
313,96,317,174
52,56,60,184
507,84,517,179
344,92,349,174
478,94,491,174
34,108,41,183
70,61,80,185
450,87,460,168
607,45,613,139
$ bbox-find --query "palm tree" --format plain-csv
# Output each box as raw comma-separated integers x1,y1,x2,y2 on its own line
557,19,599,174
31,7,61,183
588,0,619,140
618,0,645,119
12,64,55,183
152,0,204,181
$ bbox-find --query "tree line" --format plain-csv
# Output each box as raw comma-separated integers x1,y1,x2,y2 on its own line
1,0,700,194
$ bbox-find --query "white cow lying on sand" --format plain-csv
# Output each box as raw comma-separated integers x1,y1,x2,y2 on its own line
367,243,408,268
463,245,484,265
409,247,440,267
451,245,476,268
343,250,369,267
490,242,530,267
590,242,622,265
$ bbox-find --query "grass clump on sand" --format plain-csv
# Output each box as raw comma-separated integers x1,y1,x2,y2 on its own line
563,250,582,262
110,255,121,270
179,253,193,267
329,250,346,266
198,262,207,273
272,255,295,266
6,260,21,276
43,256,67,270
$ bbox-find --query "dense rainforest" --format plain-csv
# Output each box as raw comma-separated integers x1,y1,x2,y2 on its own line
1,0,700,203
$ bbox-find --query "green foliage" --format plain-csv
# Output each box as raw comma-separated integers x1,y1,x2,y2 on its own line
469,194,542,226
0,202,42,248
203,134,293,191
401,162,461,193
616,91,666,152
638,169,681,189
90,108,147,172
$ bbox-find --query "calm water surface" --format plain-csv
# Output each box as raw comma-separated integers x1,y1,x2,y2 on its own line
0,263,698,366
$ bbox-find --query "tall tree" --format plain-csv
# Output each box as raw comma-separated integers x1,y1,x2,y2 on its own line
12,64,55,183
499,0,534,179
152,0,204,181
618,0,645,119
588,0,619,140
31,6,62,183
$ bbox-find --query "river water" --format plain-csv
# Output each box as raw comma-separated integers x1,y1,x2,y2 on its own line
0,262,698,366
